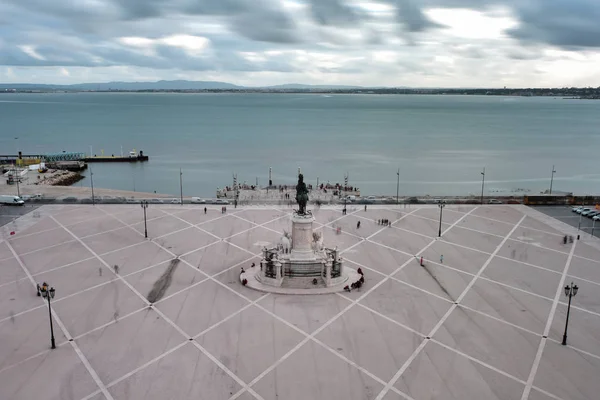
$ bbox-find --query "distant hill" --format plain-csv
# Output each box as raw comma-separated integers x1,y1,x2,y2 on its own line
70,80,242,90
0,80,365,91
264,83,363,89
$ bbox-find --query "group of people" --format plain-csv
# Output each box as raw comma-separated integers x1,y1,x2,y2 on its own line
240,262,256,286
378,219,391,226
563,235,574,244
344,267,365,292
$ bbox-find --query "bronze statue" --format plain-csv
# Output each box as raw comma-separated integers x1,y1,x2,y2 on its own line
295,173,309,214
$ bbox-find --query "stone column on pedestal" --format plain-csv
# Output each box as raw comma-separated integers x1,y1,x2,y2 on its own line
291,213,316,261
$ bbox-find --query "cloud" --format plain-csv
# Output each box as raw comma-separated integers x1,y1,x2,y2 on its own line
392,0,443,33
1,0,600,86
307,0,362,26
507,0,600,49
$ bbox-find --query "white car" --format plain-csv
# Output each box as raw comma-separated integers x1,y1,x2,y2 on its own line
191,197,206,204
214,199,229,205
572,206,582,212
150,198,163,204
585,210,600,218
170,198,180,204
576,207,591,214
593,215,600,221
488,199,503,204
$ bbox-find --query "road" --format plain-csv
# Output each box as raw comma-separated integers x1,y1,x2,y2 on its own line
532,205,600,238
0,205,40,228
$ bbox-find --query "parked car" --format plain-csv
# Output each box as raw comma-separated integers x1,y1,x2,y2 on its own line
214,199,229,205
126,198,139,204
150,198,163,204
488,199,503,204
593,215,600,221
62,197,78,203
80,198,95,204
572,206,583,212
581,209,596,216
191,197,206,204
576,207,591,214
170,198,180,204
585,210,600,218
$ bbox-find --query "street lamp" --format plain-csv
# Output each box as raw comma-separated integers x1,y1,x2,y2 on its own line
179,168,184,205
141,200,149,238
396,168,400,205
549,165,556,195
562,282,579,345
38,282,56,349
480,167,485,205
90,164,95,206
438,200,446,237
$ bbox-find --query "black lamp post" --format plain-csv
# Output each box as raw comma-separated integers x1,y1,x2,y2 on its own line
396,168,400,205
480,167,485,205
90,164,95,206
438,200,446,237
39,282,56,349
562,282,579,345
550,165,556,195
141,200,149,238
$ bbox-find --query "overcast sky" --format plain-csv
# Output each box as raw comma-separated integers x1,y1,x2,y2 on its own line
1,0,600,87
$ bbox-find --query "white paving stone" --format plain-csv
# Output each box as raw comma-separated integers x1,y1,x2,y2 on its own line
1,204,599,400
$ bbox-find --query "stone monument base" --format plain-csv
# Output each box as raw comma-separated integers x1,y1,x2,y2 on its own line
240,266,361,295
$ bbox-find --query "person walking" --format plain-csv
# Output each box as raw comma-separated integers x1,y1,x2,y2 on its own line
357,221,361,229
204,207,207,214
364,205,367,212
420,256,424,267
440,254,444,263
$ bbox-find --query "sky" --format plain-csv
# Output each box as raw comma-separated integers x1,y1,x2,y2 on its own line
1,0,600,87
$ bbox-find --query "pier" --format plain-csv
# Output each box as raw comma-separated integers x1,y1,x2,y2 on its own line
0,150,148,164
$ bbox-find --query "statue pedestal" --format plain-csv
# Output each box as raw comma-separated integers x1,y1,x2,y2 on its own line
290,213,315,261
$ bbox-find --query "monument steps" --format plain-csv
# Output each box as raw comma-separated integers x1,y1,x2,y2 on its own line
280,277,326,289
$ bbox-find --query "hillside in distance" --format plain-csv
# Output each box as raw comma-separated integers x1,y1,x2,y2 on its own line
0,80,364,91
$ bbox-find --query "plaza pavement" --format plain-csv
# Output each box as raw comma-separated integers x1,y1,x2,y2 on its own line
0,203,599,400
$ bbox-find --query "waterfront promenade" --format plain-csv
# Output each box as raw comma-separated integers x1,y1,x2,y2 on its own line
1,203,599,400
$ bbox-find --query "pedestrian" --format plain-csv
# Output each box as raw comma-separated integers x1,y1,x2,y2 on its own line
113,265,119,274
563,235,567,245
364,205,367,212
204,207,207,214
357,221,361,229
440,254,444,263
420,256,424,266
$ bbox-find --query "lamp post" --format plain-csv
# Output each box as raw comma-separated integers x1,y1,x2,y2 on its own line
578,197,585,232
38,282,56,349
14,137,21,197
179,168,183,205
549,165,556,195
480,167,485,205
396,168,400,205
90,164,95,206
141,200,149,238
438,200,446,237
592,218,597,237
562,282,578,345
